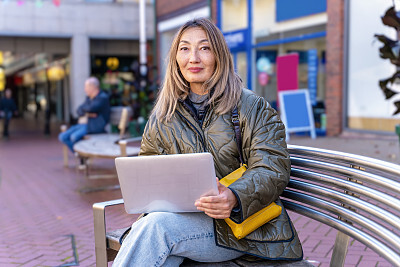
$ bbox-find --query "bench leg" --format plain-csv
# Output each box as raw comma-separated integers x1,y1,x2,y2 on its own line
330,174,361,267
330,232,350,267
63,145,69,167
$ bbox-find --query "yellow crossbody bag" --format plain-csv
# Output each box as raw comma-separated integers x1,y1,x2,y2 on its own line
219,165,282,240
221,108,282,240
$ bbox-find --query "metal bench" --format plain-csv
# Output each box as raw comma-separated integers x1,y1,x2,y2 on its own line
73,135,141,179
93,145,400,267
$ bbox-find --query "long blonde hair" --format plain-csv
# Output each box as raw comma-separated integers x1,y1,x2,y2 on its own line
152,18,243,121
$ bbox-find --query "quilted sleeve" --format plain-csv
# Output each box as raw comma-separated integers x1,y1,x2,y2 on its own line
228,94,290,222
139,115,167,156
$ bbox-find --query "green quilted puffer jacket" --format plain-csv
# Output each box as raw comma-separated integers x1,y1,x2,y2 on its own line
139,88,303,260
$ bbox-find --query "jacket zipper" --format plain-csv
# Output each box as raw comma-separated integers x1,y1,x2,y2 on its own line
179,98,203,126
176,109,208,152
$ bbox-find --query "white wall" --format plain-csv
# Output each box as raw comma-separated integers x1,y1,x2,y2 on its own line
0,0,154,38
0,0,154,117
347,0,397,118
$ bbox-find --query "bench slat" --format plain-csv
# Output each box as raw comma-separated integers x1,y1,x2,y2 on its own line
106,227,130,251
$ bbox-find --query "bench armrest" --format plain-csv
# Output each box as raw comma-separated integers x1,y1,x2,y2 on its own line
93,199,124,266
117,136,142,145
118,137,142,157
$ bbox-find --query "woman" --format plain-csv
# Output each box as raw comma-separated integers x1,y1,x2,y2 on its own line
113,18,303,266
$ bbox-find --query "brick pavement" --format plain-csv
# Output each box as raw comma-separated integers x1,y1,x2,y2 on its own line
0,118,137,267
0,118,397,266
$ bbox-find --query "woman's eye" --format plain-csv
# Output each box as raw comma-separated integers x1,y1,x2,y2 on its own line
180,47,188,51
201,46,210,50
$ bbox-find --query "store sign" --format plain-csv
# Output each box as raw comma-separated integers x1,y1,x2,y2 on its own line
277,53,299,93
307,49,318,106
276,0,326,22
224,29,247,51
278,89,316,140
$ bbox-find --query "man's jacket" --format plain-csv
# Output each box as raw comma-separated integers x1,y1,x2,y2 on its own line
140,88,303,260
0,98,17,114
77,91,110,134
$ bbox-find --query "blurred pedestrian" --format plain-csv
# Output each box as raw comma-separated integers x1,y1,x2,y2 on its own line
0,88,18,139
58,77,110,152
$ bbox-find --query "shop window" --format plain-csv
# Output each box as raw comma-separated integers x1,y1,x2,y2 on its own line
221,0,247,32
253,0,275,39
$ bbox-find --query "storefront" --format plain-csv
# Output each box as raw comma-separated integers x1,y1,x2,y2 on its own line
217,0,327,131
0,37,70,126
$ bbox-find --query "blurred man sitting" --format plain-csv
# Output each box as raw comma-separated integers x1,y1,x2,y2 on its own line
58,77,110,152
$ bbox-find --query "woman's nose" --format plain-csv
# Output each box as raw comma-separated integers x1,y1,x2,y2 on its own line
189,50,200,63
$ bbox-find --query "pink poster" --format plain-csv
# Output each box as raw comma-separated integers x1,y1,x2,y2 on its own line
276,53,299,92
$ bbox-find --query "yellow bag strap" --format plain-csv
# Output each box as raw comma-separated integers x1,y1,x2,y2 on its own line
219,164,247,187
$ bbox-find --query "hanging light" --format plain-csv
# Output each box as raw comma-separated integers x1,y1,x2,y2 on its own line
36,69,47,83
106,57,119,70
23,72,35,86
0,68,5,92
47,65,65,81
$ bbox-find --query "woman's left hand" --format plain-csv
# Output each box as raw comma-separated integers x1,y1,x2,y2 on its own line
195,178,238,219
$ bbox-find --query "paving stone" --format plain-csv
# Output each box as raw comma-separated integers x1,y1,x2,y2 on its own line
344,254,362,265
356,259,379,266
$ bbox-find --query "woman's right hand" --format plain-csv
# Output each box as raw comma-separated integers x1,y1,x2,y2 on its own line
195,178,238,219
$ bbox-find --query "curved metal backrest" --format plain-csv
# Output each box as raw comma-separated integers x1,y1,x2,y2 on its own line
286,145,400,267
288,144,400,179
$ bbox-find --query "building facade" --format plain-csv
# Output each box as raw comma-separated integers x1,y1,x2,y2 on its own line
155,0,397,136
0,0,154,125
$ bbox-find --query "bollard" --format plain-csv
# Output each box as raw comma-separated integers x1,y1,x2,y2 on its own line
61,125,69,167
396,124,400,143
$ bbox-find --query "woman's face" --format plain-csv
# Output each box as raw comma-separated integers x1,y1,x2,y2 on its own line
176,27,216,93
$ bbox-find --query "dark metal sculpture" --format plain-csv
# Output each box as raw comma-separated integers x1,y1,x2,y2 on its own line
375,6,400,115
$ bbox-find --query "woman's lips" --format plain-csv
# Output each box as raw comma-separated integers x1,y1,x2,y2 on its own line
188,67,203,73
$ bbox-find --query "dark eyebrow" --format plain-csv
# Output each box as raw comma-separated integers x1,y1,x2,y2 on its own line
179,39,209,44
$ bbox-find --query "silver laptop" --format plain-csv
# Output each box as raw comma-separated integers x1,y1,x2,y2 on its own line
115,153,219,214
